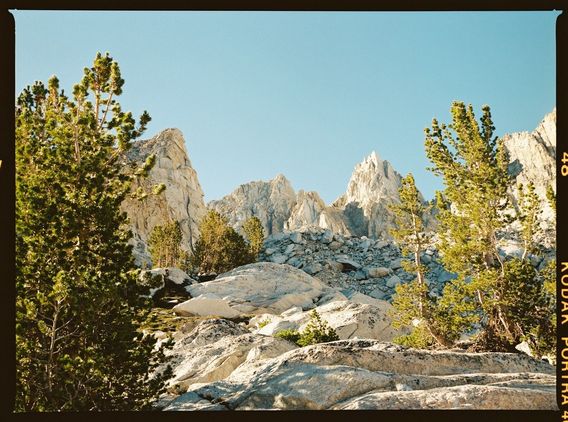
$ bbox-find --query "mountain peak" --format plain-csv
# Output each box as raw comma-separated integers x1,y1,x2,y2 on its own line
272,173,290,184
367,150,380,164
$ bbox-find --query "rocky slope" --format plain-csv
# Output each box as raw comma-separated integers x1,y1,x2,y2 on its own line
259,226,456,302
503,108,556,244
144,262,555,410
121,129,207,266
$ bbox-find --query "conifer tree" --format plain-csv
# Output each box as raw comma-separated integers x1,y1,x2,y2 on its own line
545,184,556,212
389,174,448,347
16,53,170,411
424,102,549,351
516,182,542,260
528,258,556,359
189,210,253,275
242,216,265,259
148,220,188,268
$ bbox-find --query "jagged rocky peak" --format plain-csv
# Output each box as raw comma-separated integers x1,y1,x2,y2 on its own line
121,128,207,266
333,151,427,239
210,151,424,240
208,174,297,236
343,151,404,209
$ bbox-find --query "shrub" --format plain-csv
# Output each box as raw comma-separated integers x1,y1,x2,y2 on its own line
275,311,339,347
257,318,271,329
275,329,301,345
393,324,435,349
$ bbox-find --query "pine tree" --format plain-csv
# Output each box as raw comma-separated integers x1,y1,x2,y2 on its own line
242,216,265,259
389,174,449,347
516,182,542,260
16,53,170,411
545,184,556,212
424,102,549,351
148,220,188,268
189,210,253,275
527,258,556,359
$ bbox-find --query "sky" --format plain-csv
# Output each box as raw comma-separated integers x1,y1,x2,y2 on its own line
13,11,559,203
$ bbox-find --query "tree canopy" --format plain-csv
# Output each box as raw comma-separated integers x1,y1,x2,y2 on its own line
148,220,188,269
15,52,170,411
188,210,254,275
423,101,553,352
242,216,265,259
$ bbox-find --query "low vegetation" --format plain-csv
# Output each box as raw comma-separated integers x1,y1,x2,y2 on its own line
275,310,339,347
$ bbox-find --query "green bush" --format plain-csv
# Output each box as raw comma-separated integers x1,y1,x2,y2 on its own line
257,318,271,329
275,329,301,344
275,311,339,347
393,324,435,349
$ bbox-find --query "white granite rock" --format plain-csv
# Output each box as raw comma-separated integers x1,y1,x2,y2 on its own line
163,339,555,410
285,190,326,231
365,266,391,278
160,319,296,394
208,174,297,236
173,294,242,318
186,263,326,314
254,299,402,342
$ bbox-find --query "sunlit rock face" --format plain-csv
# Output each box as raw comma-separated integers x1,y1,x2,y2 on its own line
161,338,556,411
208,174,297,236
285,190,326,231
502,108,556,244
121,129,206,266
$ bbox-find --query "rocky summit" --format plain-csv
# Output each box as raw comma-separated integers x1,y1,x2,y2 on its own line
208,174,297,236
208,151,432,240
121,129,206,266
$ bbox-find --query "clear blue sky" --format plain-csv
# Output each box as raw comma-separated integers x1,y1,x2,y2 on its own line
13,11,559,203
